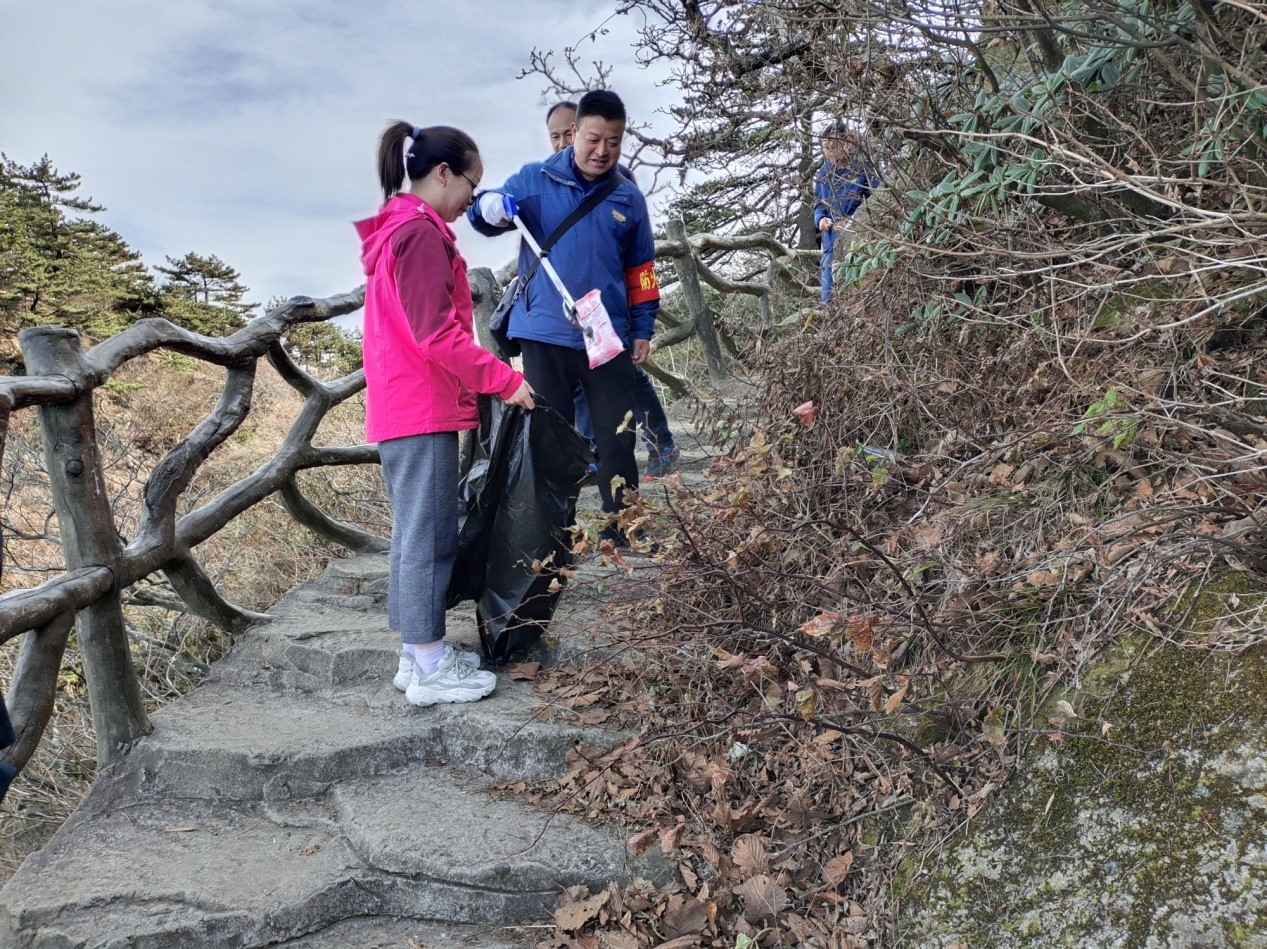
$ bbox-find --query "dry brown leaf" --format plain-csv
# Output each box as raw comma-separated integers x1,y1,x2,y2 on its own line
793,400,819,427
798,611,843,638
883,679,909,714
734,874,789,922
730,834,770,876
297,844,320,857
663,894,710,938
554,888,610,933
699,840,723,868
660,816,686,854
629,827,658,856
846,615,876,652
821,851,855,888
680,862,699,891
599,933,639,949
507,661,541,681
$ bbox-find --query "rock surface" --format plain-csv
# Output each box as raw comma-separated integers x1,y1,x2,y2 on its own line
900,640,1267,947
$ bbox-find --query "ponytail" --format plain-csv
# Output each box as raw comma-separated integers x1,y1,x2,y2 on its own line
376,121,479,202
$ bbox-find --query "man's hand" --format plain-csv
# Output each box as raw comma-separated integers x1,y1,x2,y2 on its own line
818,217,834,232
631,339,650,365
479,192,518,227
505,379,535,410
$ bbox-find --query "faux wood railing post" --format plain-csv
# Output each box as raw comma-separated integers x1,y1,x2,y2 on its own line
20,327,151,768
667,218,729,382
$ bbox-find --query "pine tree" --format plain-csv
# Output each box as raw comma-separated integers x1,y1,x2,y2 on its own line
0,154,156,352
269,295,363,376
156,252,257,336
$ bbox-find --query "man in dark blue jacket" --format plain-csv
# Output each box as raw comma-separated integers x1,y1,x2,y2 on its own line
471,89,660,541
815,124,881,302
544,100,680,479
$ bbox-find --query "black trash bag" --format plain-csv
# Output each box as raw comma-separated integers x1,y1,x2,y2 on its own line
448,396,593,665
1,686,15,806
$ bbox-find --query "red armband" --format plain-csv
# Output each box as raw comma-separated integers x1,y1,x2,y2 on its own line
624,260,660,305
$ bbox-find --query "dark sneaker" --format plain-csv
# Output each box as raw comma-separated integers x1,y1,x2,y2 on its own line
644,447,680,480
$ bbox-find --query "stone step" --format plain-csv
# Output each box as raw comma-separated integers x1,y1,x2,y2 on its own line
330,770,658,917
0,560,659,947
0,766,663,947
116,675,609,803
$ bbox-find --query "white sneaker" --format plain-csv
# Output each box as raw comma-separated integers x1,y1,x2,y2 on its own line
393,645,481,692
404,643,497,706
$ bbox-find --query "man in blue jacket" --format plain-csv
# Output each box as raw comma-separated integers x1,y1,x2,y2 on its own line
815,124,881,302
471,89,659,543
544,100,680,479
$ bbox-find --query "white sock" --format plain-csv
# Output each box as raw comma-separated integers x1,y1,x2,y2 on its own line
408,640,446,676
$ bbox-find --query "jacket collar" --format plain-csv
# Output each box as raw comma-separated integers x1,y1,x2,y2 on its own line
541,146,620,192
401,193,457,241
355,192,454,277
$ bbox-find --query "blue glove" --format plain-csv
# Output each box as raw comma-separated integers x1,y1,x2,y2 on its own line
478,192,518,226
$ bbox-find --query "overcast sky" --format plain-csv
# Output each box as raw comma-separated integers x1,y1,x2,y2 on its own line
0,0,677,320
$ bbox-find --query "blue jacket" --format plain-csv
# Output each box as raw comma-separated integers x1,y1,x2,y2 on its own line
468,147,659,349
814,152,881,255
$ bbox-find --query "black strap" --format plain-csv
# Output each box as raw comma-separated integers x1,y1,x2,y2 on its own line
519,172,625,288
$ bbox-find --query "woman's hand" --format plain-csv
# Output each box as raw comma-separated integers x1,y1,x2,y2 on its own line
505,379,536,410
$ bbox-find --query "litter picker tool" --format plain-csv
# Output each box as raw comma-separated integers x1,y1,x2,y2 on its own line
512,214,626,369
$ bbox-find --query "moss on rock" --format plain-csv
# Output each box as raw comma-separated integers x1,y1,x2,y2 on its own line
900,639,1267,947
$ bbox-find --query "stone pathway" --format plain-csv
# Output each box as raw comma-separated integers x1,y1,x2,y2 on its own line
0,396,724,948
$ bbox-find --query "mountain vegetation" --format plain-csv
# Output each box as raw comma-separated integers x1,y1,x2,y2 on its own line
521,0,1267,944
3,0,1266,940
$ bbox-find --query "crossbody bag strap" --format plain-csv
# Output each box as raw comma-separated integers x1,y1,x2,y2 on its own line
518,171,625,287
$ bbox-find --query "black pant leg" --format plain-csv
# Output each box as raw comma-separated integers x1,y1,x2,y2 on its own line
578,351,638,516
519,340,581,425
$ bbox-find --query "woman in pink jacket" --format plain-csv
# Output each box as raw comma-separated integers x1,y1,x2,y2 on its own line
357,121,534,707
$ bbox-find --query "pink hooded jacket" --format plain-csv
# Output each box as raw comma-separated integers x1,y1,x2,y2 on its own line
356,194,523,443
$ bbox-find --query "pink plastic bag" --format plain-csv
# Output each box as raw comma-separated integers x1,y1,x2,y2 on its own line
573,290,626,369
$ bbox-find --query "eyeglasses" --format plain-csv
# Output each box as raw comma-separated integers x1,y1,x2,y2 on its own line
456,169,481,191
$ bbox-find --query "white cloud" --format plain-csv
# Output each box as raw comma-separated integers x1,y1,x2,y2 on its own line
0,0,680,315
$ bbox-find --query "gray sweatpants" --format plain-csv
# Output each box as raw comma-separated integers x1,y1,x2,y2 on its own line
378,431,460,646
